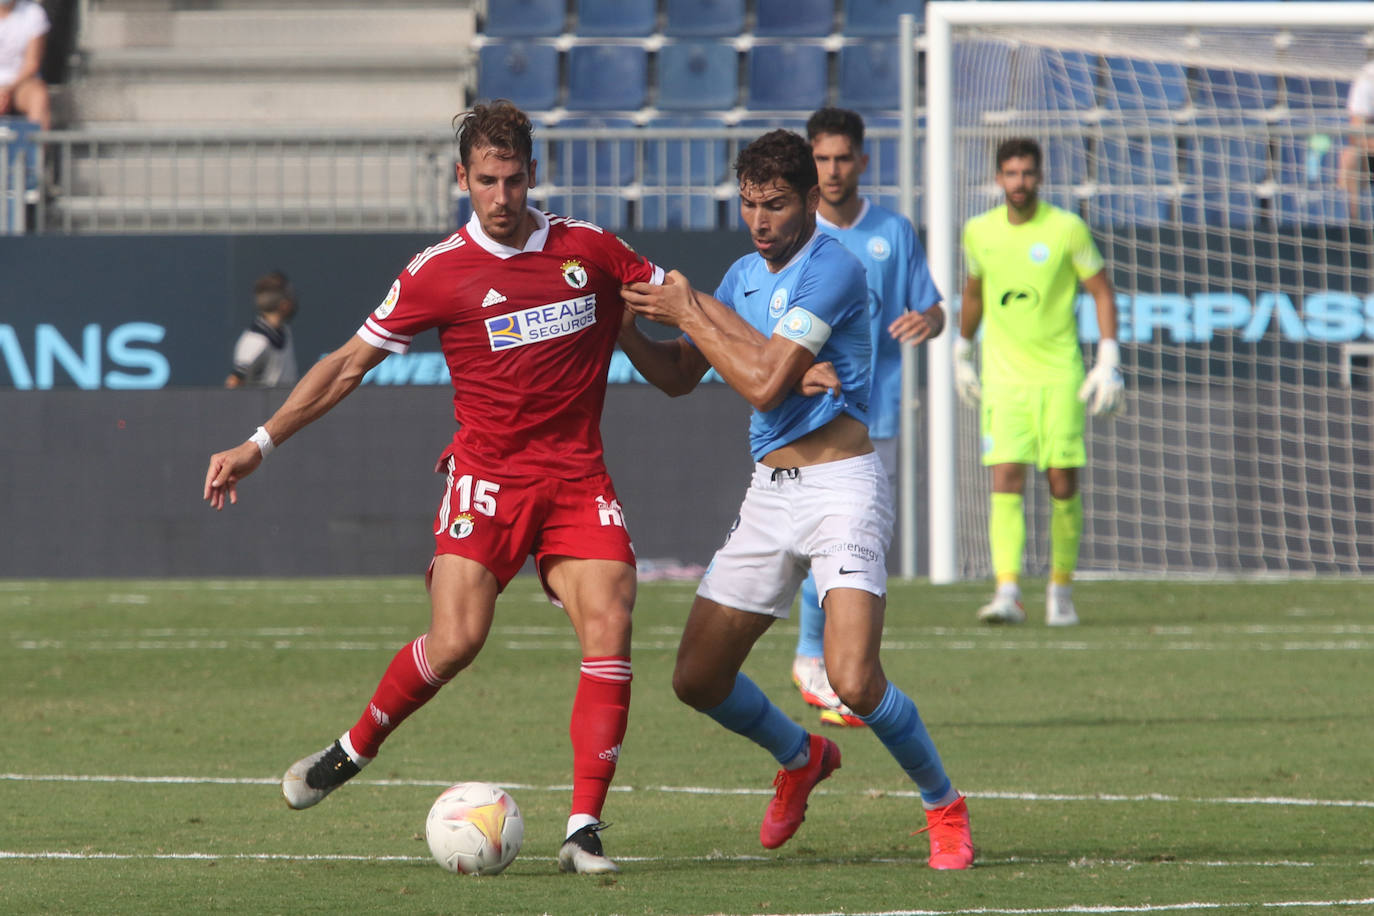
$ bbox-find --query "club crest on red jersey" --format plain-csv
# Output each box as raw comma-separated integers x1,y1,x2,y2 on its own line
562,259,588,289
448,513,475,539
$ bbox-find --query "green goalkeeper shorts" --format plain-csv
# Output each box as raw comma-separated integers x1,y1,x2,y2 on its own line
980,380,1086,470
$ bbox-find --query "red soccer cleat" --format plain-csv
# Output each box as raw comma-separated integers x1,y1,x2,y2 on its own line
919,795,975,870
759,734,841,849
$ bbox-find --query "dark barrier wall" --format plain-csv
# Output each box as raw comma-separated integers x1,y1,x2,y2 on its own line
0,385,756,577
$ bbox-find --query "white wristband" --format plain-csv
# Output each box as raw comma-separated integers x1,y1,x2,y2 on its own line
249,425,275,458
953,336,974,361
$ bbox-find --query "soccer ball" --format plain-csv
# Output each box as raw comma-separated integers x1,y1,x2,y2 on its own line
425,781,524,876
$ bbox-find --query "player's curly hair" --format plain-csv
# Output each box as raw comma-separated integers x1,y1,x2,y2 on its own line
454,100,534,169
995,136,1042,172
806,107,865,149
734,129,818,196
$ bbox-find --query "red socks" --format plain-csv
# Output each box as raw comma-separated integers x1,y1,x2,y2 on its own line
347,635,450,759
569,657,632,820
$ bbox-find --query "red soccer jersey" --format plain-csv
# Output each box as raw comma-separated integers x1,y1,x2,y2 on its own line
358,208,663,479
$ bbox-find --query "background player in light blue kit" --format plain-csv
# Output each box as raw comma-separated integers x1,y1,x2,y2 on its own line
791,108,946,727
618,129,972,869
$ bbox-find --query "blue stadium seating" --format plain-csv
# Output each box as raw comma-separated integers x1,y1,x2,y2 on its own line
1042,137,1087,188
542,193,629,230
553,116,637,187
642,115,729,186
1192,68,1279,119
483,0,565,38
844,0,924,38
755,0,833,37
1012,49,1097,114
837,40,900,112
1102,57,1189,121
567,44,648,111
1178,134,1265,227
1093,136,1178,226
747,44,829,111
575,0,657,37
663,0,744,38
477,41,560,110
859,114,911,187
656,41,739,111
1275,134,1339,187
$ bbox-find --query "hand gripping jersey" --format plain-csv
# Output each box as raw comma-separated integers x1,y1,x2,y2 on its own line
817,199,942,440
712,230,871,460
359,208,664,479
961,200,1104,387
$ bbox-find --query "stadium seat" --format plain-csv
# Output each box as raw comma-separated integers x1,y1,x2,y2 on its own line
663,0,744,38
755,0,833,37
541,192,629,230
477,41,560,111
747,44,830,112
844,0,924,38
575,0,657,37
483,0,566,38
837,40,901,113
1179,134,1265,227
1275,134,1340,188
1012,49,1098,114
953,41,1012,121
1102,57,1189,121
1094,136,1178,226
656,41,739,111
859,114,915,188
642,115,729,187
1192,68,1279,120
639,192,720,229
1272,190,1355,227
566,44,648,111
1043,137,1088,188
1283,75,1352,126
552,116,637,187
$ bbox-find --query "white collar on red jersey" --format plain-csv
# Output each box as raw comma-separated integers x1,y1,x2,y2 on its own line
465,206,550,259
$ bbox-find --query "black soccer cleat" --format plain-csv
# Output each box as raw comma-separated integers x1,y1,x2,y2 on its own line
557,822,620,874
282,740,362,810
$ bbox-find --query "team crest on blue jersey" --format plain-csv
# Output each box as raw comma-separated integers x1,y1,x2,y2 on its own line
867,236,891,261
768,288,789,319
562,259,589,289
1029,243,1050,264
485,295,598,350
780,310,813,340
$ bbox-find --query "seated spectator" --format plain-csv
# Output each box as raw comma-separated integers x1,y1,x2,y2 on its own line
225,271,300,389
0,0,51,130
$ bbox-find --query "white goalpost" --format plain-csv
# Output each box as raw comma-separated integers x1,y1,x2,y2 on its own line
917,2,1374,583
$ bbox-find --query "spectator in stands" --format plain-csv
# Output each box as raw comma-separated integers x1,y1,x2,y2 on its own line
0,0,51,130
953,137,1123,628
225,271,299,389
1339,59,1374,219
788,107,945,729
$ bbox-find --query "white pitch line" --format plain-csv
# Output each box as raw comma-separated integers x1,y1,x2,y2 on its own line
1,773,1370,810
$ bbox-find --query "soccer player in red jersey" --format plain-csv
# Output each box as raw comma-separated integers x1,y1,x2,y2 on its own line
202,101,663,875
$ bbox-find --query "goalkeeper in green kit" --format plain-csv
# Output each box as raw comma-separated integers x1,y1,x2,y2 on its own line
954,137,1123,627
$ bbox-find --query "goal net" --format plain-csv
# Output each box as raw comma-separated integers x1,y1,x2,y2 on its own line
922,2,1374,581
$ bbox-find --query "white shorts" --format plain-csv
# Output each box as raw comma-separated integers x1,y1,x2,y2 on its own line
697,452,893,617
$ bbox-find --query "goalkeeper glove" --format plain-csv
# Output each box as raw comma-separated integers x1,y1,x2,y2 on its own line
1078,338,1125,417
953,336,981,406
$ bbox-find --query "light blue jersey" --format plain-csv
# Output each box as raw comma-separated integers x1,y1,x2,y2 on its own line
817,199,941,440
713,230,871,460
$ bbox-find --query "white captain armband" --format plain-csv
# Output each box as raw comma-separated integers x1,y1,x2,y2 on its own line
773,306,833,355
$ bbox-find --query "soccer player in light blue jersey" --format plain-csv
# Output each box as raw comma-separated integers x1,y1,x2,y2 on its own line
618,130,972,869
790,108,947,727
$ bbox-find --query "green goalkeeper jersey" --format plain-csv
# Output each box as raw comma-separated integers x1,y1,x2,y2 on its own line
962,201,1104,386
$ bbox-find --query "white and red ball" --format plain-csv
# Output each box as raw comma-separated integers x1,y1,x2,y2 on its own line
425,781,524,875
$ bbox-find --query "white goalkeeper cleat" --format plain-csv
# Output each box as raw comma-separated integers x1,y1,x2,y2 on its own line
1046,584,1079,627
558,822,620,875
977,593,1026,625
282,739,369,810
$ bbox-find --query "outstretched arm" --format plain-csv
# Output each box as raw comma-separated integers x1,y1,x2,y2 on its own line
623,270,816,412
203,335,388,510
617,307,712,397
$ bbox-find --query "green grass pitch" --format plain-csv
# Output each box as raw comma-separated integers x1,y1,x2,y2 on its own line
3,576,1372,915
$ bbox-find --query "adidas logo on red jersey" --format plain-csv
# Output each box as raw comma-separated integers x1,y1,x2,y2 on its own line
481,288,507,308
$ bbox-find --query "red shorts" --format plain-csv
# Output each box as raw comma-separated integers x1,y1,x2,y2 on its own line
430,452,635,591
